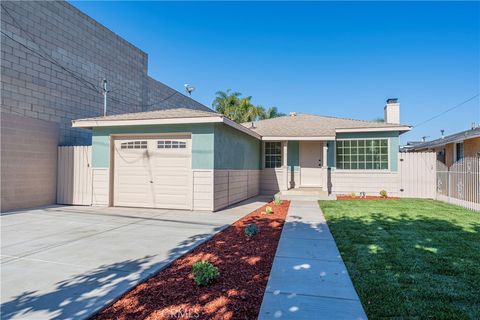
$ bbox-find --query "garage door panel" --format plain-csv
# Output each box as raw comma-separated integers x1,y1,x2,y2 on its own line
114,136,192,210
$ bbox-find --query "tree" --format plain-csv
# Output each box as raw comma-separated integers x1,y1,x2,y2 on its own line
372,117,384,123
212,89,283,123
260,106,286,120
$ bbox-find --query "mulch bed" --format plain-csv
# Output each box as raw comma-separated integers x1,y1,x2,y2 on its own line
93,200,290,320
337,195,400,201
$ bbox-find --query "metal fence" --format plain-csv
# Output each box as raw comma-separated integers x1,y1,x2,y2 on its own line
436,156,480,212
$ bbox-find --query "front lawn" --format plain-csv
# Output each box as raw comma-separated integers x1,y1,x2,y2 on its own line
319,199,480,319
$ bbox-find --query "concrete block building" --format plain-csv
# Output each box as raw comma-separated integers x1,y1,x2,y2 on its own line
0,1,211,211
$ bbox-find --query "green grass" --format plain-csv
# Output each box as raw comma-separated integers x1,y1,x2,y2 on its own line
319,199,480,319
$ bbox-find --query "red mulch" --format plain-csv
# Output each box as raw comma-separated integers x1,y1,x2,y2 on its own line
93,201,290,320
337,195,400,201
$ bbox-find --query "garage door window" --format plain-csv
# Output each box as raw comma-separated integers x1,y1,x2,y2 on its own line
157,140,187,149
120,141,147,149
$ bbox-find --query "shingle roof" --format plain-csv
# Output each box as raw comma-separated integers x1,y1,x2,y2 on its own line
242,113,409,137
406,127,480,151
74,107,219,122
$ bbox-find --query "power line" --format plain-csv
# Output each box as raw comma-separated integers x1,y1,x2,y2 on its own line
1,4,101,94
2,4,187,112
413,93,480,128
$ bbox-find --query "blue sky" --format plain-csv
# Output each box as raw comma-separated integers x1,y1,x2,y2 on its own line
71,1,479,144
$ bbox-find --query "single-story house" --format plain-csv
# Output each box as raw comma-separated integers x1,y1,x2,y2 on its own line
72,99,411,211
405,126,480,166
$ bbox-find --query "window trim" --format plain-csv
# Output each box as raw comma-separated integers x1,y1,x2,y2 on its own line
264,141,283,169
334,138,391,172
454,142,464,162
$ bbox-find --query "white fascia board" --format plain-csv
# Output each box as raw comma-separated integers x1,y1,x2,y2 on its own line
262,136,336,141
335,126,411,133
222,117,262,139
72,116,224,128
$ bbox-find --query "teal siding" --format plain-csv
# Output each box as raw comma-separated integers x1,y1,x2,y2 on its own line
91,123,215,169
287,141,299,171
214,123,261,170
335,131,400,171
326,140,335,167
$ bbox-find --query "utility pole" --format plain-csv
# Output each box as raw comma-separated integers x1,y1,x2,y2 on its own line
102,79,108,116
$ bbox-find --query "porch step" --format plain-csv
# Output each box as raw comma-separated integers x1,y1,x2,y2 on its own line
275,189,336,201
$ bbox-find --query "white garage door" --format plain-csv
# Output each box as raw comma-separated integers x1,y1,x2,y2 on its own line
113,135,192,209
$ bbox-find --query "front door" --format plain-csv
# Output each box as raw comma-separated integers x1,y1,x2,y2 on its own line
300,141,323,187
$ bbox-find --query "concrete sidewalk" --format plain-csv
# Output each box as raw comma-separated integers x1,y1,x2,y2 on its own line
258,200,367,320
1,196,270,320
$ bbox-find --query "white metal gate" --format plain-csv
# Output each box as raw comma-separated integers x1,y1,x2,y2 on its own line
399,152,436,198
436,157,480,212
57,146,92,205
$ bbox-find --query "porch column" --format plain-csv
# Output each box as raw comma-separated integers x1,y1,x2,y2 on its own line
322,141,329,192
282,141,288,191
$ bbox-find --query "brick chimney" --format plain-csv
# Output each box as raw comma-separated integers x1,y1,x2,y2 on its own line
384,98,400,124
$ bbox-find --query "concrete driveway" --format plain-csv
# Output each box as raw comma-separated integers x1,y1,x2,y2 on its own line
1,197,268,320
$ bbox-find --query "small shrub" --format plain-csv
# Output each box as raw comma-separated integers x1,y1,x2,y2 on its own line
265,206,274,214
379,190,388,198
273,196,283,205
350,192,357,198
244,223,258,237
192,261,219,286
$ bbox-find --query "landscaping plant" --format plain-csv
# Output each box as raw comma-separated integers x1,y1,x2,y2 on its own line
350,192,357,198
379,190,388,198
192,261,220,286
273,196,283,205
244,223,259,238
265,206,274,214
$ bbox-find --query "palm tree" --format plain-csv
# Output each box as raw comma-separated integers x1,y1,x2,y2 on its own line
212,89,241,120
212,90,284,123
261,107,286,119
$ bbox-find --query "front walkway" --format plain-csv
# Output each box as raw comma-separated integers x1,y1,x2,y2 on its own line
258,200,367,319
1,196,269,320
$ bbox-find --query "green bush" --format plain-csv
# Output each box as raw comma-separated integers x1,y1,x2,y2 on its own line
192,261,219,286
379,190,388,198
265,206,274,214
244,223,258,237
350,192,357,198
273,196,283,205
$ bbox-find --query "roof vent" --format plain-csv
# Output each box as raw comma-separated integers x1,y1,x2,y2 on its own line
289,112,297,117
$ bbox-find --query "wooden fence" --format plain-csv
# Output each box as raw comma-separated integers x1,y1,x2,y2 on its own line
436,156,480,212
399,152,436,198
57,146,92,205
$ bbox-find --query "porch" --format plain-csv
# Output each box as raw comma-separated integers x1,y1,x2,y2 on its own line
260,139,335,196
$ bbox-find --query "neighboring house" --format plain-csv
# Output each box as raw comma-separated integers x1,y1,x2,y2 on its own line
0,1,210,211
72,99,411,211
405,126,480,167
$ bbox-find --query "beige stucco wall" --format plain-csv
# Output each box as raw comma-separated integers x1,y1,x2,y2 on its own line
1,113,59,212
445,143,455,167
464,137,480,157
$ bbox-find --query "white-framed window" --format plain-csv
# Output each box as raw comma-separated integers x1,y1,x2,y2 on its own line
157,140,187,149
455,142,464,161
120,140,147,149
336,139,389,170
265,142,282,168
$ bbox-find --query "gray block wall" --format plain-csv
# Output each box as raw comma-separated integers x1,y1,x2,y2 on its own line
1,112,59,212
1,0,212,146
0,0,213,211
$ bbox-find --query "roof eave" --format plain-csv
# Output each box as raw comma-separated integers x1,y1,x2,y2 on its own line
71,115,262,139
71,116,225,128
335,125,412,134
261,136,336,141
